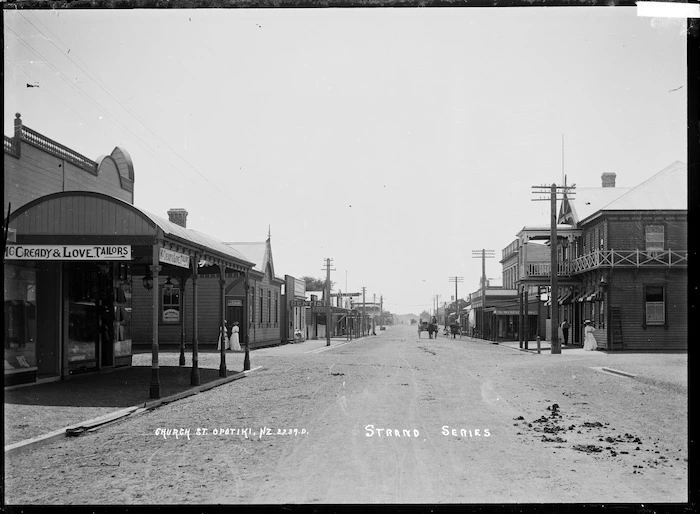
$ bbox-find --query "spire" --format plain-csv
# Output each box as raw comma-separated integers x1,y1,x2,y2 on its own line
267,225,271,242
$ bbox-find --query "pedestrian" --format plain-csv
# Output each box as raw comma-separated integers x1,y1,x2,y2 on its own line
561,319,570,346
217,320,230,351
583,320,597,351
230,321,241,351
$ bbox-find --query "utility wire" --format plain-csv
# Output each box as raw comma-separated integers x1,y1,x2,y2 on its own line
21,12,227,197
7,20,229,202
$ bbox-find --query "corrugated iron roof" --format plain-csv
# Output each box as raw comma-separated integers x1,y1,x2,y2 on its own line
140,209,254,266
600,161,687,212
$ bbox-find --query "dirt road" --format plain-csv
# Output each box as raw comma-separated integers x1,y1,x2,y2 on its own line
4,325,687,504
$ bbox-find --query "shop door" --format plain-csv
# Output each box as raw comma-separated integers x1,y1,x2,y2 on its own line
66,264,99,374
226,304,243,326
65,263,115,373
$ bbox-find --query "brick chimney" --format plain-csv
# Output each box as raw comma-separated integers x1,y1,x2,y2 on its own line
601,172,616,188
167,208,188,228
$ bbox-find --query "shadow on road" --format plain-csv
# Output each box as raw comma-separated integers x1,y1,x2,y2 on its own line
5,366,234,408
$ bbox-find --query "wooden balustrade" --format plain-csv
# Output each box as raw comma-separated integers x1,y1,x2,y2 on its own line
20,126,97,173
520,249,686,279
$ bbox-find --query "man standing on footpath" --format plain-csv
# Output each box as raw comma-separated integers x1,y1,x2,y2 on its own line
561,319,570,346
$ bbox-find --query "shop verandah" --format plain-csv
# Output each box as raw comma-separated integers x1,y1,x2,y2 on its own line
4,191,255,398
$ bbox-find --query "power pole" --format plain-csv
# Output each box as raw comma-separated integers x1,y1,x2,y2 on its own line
532,182,575,354
448,277,463,326
361,286,367,336
471,250,495,340
372,294,376,335
380,295,384,330
322,258,335,346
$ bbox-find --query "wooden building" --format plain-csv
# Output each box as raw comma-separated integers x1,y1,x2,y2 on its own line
224,238,285,349
4,115,258,396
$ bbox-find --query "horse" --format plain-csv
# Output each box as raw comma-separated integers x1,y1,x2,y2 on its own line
427,322,438,339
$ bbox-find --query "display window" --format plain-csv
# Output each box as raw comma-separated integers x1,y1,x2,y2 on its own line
114,264,132,358
4,265,38,373
162,286,181,323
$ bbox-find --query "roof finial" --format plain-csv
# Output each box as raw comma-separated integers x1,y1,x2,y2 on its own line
267,225,271,241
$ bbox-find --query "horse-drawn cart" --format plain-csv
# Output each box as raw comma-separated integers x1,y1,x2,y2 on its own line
418,320,439,339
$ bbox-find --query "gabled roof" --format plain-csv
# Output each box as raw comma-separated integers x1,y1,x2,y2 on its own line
600,161,687,212
225,238,279,280
558,161,686,226
560,187,631,225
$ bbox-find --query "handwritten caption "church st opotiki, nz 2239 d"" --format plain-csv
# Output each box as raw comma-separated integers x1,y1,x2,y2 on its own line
154,427,308,440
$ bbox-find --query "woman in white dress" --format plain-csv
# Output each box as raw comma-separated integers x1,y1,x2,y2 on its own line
230,321,241,351
583,320,597,351
217,321,230,350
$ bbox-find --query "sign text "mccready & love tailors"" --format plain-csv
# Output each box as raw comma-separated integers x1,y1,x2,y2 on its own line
4,244,131,260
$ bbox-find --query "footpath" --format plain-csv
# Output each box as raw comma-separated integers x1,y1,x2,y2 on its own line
3,334,373,455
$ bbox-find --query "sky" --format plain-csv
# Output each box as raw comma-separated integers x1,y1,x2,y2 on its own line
4,6,687,316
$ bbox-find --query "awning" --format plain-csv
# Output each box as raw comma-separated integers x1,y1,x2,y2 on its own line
558,291,574,305
546,292,572,307
574,290,596,302
7,191,256,272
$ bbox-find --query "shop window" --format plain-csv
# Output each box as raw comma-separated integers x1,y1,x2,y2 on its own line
645,286,665,325
162,287,181,323
275,293,279,323
646,225,664,252
4,265,37,372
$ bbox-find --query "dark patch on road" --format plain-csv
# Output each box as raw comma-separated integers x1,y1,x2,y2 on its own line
418,346,437,356
511,403,676,471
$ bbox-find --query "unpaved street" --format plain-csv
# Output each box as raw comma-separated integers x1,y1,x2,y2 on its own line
4,325,687,504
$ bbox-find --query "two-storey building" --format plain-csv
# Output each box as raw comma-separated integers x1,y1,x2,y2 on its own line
508,164,687,350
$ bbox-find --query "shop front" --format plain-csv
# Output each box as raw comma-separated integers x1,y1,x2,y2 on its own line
4,244,135,386
4,191,254,396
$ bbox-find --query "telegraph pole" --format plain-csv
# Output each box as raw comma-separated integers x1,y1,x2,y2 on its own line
471,250,495,339
380,295,384,330
323,258,335,346
448,277,463,325
532,182,575,354
372,294,376,335
361,286,367,336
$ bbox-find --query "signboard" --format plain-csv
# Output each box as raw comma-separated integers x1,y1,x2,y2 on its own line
293,278,306,298
330,292,360,297
291,300,327,308
227,299,243,307
159,248,190,269
4,244,131,260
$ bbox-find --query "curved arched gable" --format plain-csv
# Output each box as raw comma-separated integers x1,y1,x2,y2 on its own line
8,191,157,237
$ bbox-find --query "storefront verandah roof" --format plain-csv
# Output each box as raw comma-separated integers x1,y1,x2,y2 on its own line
6,191,255,271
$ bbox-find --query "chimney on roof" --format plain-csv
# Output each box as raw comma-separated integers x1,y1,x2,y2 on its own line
601,172,616,188
167,208,188,228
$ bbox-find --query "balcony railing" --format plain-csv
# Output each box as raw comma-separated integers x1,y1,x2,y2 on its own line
524,261,572,278
518,248,687,280
571,249,687,272
4,136,19,156
20,126,97,173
